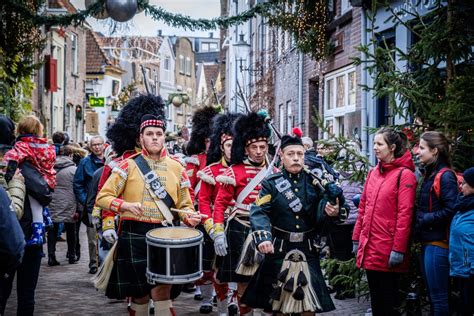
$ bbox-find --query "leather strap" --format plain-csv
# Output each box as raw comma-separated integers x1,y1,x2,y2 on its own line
134,155,175,224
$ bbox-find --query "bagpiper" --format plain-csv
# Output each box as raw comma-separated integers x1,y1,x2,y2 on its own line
96,107,203,316
197,112,243,315
241,134,345,315
212,111,273,315
184,106,220,313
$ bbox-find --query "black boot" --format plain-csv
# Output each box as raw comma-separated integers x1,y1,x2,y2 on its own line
48,255,60,266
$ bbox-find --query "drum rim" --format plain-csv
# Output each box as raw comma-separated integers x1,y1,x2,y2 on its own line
146,227,203,243
146,269,204,285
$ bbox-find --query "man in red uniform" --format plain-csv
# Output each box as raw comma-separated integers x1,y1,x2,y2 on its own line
212,111,273,315
184,106,219,313
197,113,242,315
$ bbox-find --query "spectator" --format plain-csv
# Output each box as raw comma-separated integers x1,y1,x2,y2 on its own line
47,144,79,266
3,116,56,246
73,136,104,274
0,115,52,316
449,167,474,316
352,127,417,315
415,131,458,315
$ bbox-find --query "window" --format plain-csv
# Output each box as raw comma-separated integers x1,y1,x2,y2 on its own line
185,57,191,76
71,33,78,74
179,55,185,74
336,75,345,108
341,0,352,15
348,71,356,105
327,79,334,110
201,42,219,52
162,56,171,83
286,101,293,133
279,104,285,134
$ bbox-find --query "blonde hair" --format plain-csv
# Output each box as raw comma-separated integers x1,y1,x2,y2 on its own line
17,115,43,137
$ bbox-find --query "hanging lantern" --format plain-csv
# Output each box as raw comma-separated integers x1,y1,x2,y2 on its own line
172,95,183,107
84,0,109,19
106,0,138,23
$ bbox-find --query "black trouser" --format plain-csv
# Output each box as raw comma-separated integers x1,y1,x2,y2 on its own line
47,222,76,259
455,276,474,316
75,220,81,258
366,270,401,316
0,246,43,316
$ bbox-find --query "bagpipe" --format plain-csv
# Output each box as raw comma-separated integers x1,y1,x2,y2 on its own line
236,81,348,222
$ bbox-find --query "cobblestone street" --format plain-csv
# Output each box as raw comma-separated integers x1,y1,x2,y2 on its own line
5,227,370,315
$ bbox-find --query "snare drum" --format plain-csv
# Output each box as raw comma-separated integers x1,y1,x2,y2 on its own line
146,227,203,284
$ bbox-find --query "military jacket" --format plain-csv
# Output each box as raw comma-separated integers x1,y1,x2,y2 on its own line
196,157,231,233
185,152,207,192
250,169,327,245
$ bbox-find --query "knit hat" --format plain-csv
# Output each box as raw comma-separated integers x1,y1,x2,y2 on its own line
464,167,474,187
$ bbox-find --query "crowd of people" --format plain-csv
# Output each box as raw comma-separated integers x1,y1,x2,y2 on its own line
0,94,472,316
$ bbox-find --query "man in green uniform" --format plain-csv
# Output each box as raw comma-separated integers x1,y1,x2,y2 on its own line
242,134,345,315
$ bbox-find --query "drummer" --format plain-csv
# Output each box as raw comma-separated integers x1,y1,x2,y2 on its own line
96,113,202,316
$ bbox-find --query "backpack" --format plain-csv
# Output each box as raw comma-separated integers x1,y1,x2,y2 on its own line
429,167,463,212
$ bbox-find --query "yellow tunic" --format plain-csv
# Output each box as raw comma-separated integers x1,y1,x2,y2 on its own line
96,154,195,224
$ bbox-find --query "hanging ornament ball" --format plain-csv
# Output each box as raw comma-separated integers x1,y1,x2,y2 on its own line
172,95,183,107
106,0,138,23
181,94,190,103
84,0,109,19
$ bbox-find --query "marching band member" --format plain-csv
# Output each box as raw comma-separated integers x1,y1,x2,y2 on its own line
184,106,219,313
212,111,273,315
197,113,242,315
242,134,341,315
96,109,202,316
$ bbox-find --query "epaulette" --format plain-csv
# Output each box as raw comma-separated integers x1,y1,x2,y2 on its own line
197,166,216,185
216,166,236,186
112,159,129,179
266,171,283,181
170,154,187,167
128,152,141,160
185,155,200,166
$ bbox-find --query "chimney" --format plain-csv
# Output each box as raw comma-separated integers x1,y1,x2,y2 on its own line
209,32,214,38
158,29,162,36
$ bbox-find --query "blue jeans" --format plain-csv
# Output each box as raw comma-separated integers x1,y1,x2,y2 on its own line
421,245,450,315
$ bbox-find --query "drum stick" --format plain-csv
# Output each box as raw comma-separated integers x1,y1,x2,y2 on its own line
170,208,209,218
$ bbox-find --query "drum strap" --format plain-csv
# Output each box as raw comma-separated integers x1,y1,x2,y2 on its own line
134,155,175,225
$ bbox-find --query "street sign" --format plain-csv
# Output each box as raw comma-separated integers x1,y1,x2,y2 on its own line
89,96,105,107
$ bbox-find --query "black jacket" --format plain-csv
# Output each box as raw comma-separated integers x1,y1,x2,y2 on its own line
415,163,458,242
82,166,104,227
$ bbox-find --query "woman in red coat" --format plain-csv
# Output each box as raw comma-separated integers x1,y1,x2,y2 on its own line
352,127,417,315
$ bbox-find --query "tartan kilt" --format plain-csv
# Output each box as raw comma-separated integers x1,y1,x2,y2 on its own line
197,223,215,271
241,237,335,313
105,220,163,300
215,219,252,283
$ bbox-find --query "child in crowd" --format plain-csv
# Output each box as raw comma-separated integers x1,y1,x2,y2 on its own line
3,115,56,245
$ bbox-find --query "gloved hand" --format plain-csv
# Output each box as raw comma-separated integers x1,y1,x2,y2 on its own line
352,241,359,254
103,229,118,244
214,232,228,257
92,216,101,228
388,250,404,268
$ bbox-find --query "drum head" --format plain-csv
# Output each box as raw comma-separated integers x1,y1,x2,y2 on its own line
147,227,202,241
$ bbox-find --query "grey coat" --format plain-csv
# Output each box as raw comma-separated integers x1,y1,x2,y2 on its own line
49,156,77,223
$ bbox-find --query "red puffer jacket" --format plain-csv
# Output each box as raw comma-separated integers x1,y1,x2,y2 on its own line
352,150,417,272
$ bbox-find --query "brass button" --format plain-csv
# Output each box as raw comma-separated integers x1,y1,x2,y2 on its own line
296,225,300,229
294,180,297,184
295,215,299,219
295,188,299,192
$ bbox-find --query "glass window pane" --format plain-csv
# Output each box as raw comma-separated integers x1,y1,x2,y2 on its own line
348,71,356,105
327,79,333,110
336,75,344,108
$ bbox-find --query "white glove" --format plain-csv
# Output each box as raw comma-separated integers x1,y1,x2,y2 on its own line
103,229,118,244
92,216,101,228
214,232,228,257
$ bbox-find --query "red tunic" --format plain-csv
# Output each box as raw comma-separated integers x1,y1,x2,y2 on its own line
197,158,231,230
213,160,266,233
185,152,207,200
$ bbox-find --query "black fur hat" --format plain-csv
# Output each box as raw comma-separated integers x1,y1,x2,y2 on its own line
206,113,243,165
106,94,165,156
186,106,220,156
231,112,271,165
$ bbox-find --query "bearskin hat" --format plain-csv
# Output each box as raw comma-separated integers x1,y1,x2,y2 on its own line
106,94,165,156
186,106,220,156
206,113,243,165
231,111,272,165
